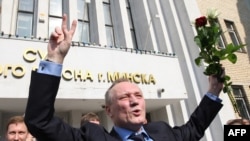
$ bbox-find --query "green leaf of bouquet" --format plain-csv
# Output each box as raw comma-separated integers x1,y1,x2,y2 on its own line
212,55,220,62
225,43,245,53
224,75,231,81
194,36,202,47
195,57,202,66
198,52,207,61
227,53,237,64
201,39,210,48
227,81,232,86
223,86,229,93
224,43,235,52
211,26,221,41
205,65,216,75
213,50,226,60
215,48,227,58
232,44,247,52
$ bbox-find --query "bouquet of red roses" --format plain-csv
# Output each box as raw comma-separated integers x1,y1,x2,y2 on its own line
193,9,245,93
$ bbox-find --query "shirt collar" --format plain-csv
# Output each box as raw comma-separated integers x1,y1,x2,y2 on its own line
114,126,150,141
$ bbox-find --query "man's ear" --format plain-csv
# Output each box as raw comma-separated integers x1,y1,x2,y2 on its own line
105,105,112,117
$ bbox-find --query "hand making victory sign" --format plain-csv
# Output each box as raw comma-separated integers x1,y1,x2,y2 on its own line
46,14,77,64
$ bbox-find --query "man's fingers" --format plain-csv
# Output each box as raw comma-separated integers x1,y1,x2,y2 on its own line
61,14,67,33
55,26,63,35
69,20,77,37
61,14,77,41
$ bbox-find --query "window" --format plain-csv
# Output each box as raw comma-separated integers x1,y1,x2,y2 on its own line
214,19,226,49
126,0,138,49
16,0,37,37
224,20,244,52
50,0,62,16
218,35,226,49
48,0,63,37
78,0,90,43
103,0,115,47
231,85,250,120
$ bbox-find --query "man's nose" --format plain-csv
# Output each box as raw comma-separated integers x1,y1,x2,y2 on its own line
129,95,139,105
14,133,19,140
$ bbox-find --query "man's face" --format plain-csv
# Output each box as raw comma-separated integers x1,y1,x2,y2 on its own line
106,81,146,131
6,122,29,141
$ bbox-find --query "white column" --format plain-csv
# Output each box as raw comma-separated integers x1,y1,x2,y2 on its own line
36,0,49,38
69,110,82,128
150,107,168,122
98,110,113,132
93,0,106,45
1,0,17,34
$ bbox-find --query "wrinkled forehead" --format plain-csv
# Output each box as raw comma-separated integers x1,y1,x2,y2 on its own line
7,122,28,131
110,81,142,96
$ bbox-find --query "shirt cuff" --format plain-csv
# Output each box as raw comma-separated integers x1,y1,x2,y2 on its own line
205,92,222,103
37,60,62,77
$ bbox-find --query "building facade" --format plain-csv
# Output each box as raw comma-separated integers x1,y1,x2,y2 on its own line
0,0,248,140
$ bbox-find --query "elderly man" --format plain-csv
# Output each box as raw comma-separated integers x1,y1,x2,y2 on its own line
24,14,224,141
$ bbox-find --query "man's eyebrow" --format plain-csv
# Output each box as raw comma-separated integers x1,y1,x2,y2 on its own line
120,91,142,95
120,91,130,95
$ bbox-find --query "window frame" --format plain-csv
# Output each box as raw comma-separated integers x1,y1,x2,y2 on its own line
77,0,90,43
224,20,245,52
231,85,250,120
126,0,138,49
48,0,64,38
103,1,115,47
16,0,38,38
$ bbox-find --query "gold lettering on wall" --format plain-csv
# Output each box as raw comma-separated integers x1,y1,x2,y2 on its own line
74,70,84,80
0,48,157,84
148,74,156,84
85,71,93,82
106,72,155,84
0,65,25,78
23,49,36,62
62,69,74,80
23,48,47,62
62,69,94,82
98,73,103,82
0,65,156,84
12,65,26,78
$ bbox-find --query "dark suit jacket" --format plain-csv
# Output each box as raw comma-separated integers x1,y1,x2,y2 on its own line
25,71,223,141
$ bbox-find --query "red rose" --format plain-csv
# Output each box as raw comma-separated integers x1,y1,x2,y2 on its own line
195,16,207,27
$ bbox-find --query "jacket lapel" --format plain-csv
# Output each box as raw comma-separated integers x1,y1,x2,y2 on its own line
110,128,123,141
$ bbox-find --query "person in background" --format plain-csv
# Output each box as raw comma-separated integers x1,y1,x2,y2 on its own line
81,112,100,126
5,115,29,141
226,118,250,125
24,14,225,141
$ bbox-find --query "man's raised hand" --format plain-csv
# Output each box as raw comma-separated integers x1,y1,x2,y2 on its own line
47,14,77,64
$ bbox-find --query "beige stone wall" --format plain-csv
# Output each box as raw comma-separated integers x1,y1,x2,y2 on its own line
196,0,250,116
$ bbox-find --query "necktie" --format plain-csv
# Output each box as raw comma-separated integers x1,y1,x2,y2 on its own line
128,133,145,141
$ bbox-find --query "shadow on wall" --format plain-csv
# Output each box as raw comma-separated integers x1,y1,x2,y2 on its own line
238,0,250,61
